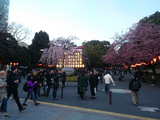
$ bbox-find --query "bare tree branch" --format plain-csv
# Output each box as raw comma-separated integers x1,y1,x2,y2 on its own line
7,22,31,42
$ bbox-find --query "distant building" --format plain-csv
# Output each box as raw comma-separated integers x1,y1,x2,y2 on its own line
56,47,85,68
18,42,29,49
0,0,10,31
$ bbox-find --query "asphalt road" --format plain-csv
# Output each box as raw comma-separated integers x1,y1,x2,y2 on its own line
18,74,160,119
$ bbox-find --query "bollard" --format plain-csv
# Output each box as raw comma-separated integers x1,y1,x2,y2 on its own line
42,85,46,96
83,87,85,101
109,90,112,105
61,85,63,98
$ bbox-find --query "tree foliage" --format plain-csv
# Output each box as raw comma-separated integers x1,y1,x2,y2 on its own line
0,33,18,64
29,31,50,65
102,11,160,74
82,40,110,68
140,11,160,25
0,5,31,66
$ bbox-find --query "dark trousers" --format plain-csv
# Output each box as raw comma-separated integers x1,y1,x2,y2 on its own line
62,82,65,88
79,92,83,99
52,87,58,98
33,87,37,99
46,86,51,96
105,84,110,93
7,87,23,110
1,98,7,113
90,85,95,97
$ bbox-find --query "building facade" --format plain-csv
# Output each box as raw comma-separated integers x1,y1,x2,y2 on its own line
0,0,10,31
56,48,85,68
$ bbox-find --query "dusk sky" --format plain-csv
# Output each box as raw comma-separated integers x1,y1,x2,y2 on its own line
9,0,160,46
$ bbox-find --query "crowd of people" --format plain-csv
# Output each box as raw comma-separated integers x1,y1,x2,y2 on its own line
0,66,143,118
0,66,67,118
77,69,116,100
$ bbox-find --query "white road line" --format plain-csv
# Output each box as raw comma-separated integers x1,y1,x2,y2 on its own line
138,106,159,112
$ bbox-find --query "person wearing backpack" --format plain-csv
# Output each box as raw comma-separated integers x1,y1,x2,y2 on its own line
129,74,142,105
23,74,40,106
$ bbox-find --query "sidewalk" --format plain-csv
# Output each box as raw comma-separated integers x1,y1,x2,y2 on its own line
0,74,160,120
1,98,157,120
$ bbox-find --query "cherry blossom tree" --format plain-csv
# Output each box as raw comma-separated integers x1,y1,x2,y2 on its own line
102,22,160,74
39,36,77,68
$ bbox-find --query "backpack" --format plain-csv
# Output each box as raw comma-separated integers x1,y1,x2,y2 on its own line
83,79,88,87
132,80,139,91
23,82,31,92
52,77,57,87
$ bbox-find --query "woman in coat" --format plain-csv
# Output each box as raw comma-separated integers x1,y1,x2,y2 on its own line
52,70,60,100
78,71,88,100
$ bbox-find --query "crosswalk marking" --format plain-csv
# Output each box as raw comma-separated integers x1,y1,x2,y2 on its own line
102,89,131,93
138,106,159,112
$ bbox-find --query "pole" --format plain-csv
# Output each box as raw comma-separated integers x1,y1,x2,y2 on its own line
42,85,46,96
109,90,112,105
83,87,85,101
61,85,63,98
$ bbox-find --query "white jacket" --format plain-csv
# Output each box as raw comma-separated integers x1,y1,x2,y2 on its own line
103,74,115,84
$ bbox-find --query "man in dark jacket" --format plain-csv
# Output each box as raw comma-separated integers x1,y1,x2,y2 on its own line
89,70,96,99
61,71,66,88
7,66,26,112
37,70,44,96
45,70,54,97
129,74,141,105
52,70,60,100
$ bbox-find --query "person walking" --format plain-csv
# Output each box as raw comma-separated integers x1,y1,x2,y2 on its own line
7,66,26,112
61,71,66,88
37,70,44,96
95,71,99,92
129,75,141,105
103,71,115,94
89,70,96,99
151,74,156,86
78,71,88,100
52,70,60,100
119,70,123,81
23,74,40,106
0,70,11,118
45,70,54,97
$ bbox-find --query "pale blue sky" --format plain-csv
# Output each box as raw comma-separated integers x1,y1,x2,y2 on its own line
9,0,160,46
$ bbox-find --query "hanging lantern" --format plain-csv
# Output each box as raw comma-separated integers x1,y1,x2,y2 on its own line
153,58,157,63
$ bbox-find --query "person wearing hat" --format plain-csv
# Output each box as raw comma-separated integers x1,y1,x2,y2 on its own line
129,74,142,105
6,66,26,112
